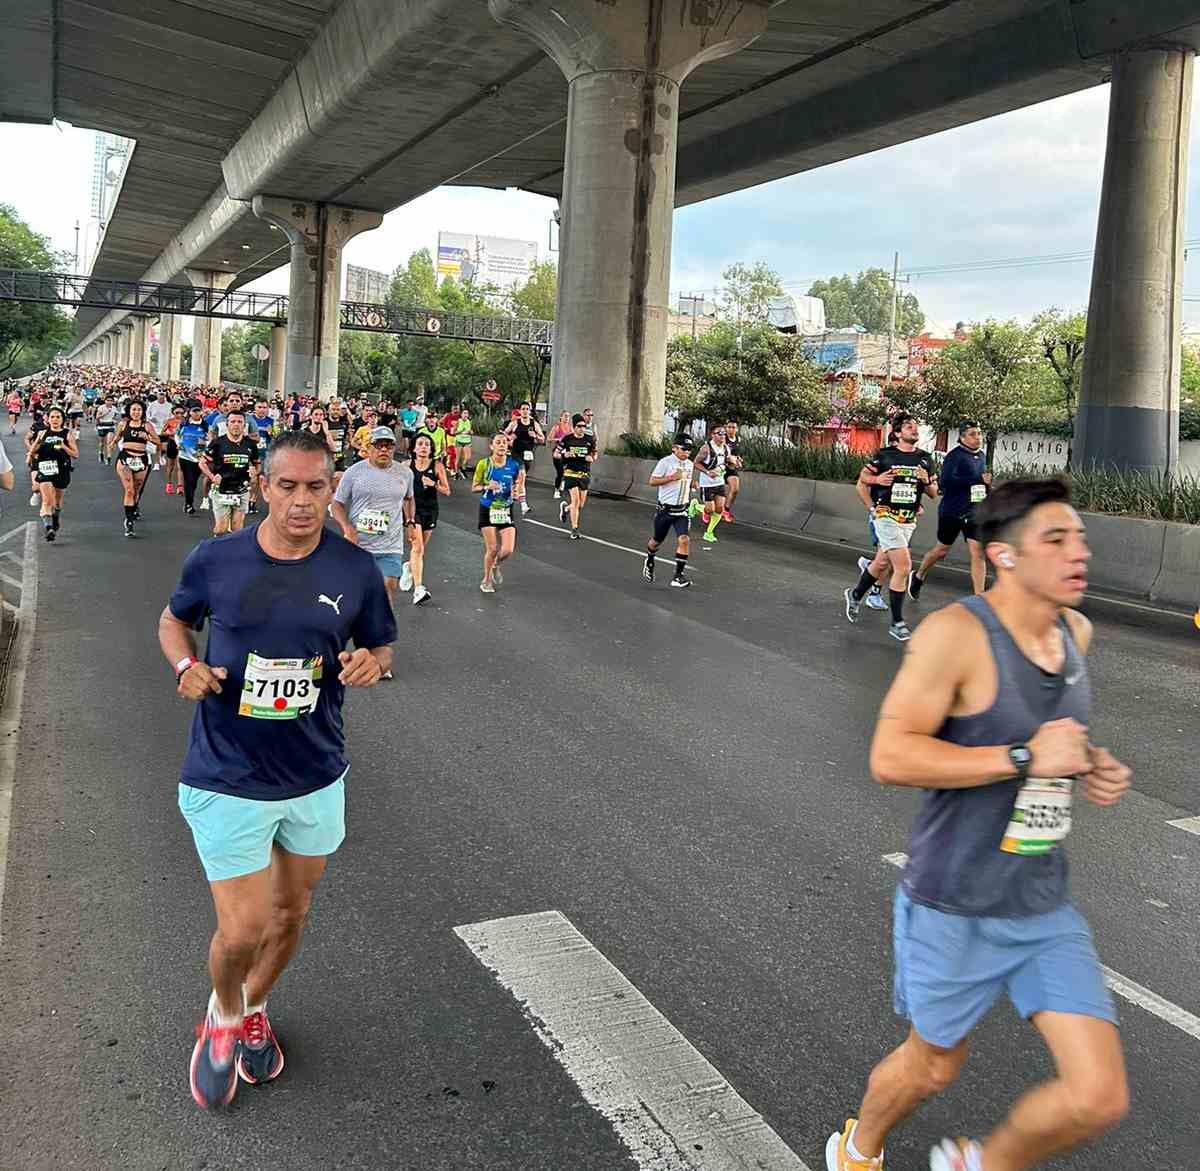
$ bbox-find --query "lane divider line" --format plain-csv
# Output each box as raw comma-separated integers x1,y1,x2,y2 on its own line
454,909,810,1170
880,853,1200,1042
522,517,701,573
1167,816,1200,837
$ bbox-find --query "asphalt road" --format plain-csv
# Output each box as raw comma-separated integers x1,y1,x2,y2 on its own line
1,441,1198,1170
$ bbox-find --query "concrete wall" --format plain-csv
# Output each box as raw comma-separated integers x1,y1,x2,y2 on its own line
471,439,1196,611
993,431,1200,476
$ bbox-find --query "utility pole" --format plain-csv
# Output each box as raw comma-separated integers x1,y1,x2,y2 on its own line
885,251,899,387
73,221,80,273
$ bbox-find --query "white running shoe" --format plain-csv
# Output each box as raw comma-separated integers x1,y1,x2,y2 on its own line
399,562,413,591
521,501,530,515
866,589,888,611
480,580,495,594
412,585,430,605
929,1137,982,1171
29,492,39,507
857,555,872,574
553,489,561,499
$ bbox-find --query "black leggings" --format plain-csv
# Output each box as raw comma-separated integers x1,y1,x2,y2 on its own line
181,459,203,508
553,457,565,491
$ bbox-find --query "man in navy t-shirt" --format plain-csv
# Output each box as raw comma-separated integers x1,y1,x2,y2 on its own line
159,428,396,1111
909,419,992,599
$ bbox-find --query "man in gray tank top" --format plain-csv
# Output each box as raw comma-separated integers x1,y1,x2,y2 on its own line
826,479,1133,1171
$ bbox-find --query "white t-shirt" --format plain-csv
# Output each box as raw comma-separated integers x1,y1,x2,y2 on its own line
333,459,414,555
652,455,693,507
0,438,13,477
147,400,172,431
697,441,729,488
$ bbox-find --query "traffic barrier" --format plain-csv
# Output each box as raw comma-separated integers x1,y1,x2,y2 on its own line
804,481,878,546
1076,514,1166,599
722,471,814,532
1150,521,1200,610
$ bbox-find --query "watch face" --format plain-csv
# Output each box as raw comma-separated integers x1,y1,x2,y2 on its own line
1011,747,1032,767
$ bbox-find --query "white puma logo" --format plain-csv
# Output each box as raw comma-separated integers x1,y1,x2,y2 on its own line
318,593,343,616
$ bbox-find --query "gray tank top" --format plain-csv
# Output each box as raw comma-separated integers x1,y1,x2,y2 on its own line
902,595,1090,918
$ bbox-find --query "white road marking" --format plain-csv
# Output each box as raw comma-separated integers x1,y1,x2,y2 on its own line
0,524,39,946
455,909,810,1170
1167,816,1200,836
0,572,22,592
523,517,701,572
0,522,29,546
880,853,1200,1042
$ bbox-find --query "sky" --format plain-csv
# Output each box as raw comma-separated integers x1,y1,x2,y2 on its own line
4,71,1200,341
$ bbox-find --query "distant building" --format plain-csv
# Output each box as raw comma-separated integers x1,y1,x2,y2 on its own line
666,311,719,341
767,294,826,335
345,264,389,305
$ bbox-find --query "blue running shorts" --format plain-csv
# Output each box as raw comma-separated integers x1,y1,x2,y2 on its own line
893,886,1117,1049
373,552,405,579
179,775,346,883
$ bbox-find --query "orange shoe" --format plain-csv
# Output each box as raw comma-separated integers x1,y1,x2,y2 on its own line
825,1119,883,1170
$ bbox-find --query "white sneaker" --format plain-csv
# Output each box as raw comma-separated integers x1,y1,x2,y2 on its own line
381,669,393,680
930,1137,982,1171
553,489,560,499
200,495,210,511
480,580,495,594
399,562,413,591
521,501,530,515
412,585,430,605
29,492,39,507
857,556,872,574
865,589,888,611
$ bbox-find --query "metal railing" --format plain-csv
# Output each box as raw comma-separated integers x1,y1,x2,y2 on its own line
0,269,555,348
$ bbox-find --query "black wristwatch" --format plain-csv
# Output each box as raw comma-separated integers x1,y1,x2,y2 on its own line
1007,743,1032,781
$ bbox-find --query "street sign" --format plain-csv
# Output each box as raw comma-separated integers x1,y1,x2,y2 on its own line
251,344,270,360
426,316,442,334
484,378,497,392
481,390,501,404
366,310,383,328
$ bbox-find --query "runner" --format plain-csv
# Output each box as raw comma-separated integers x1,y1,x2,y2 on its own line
66,388,86,440
688,424,732,543
416,412,448,465
548,410,572,499
399,399,419,453
7,388,22,434
722,420,744,522
401,432,450,605
147,389,173,462
504,402,544,515
642,435,694,589
200,410,259,536
159,427,397,1111
28,405,78,542
855,460,890,613
472,432,524,594
843,414,936,642
247,401,276,514
555,413,596,539
825,477,1131,1171
439,404,461,477
325,400,352,489
161,402,184,496
910,420,991,600
177,401,209,516
351,406,377,464
95,396,118,464
331,425,414,619
112,400,158,537
451,408,473,479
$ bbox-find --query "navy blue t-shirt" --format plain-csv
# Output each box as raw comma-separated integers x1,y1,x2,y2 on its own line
938,445,988,517
168,526,397,800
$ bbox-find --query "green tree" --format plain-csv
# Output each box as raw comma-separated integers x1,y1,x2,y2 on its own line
717,262,784,325
0,204,74,376
386,249,441,310
1032,308,1086,437
511,260,558,320
807,268,925,336
220,321,273,386
917,320,1039,464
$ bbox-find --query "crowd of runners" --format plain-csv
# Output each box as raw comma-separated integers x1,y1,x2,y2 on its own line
6,354,1138,1171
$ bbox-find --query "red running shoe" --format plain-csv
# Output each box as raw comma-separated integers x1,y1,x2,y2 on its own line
165,483,175,495
236,1009,285,1085
722,509,734,523
189,1011,241,1109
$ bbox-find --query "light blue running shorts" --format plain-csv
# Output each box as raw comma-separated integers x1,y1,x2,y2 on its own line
178,775,346,883
893,886,1117,1048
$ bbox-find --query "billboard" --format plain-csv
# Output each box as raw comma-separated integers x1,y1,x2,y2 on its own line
345,264,389,305
437,232,538,291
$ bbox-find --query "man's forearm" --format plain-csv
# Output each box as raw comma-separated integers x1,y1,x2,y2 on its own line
871,729,1015,789
158,609,197,668
369,645,393,673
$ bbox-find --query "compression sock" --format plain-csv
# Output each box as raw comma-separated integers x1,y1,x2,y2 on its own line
675,554,688,578
124,505,135,522
851,568,877,600
645,547,656,568
705,512,721,537
889,589,906,623
42,514,52,532
52,509,60,531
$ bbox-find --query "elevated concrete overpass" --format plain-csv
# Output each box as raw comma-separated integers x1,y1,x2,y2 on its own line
4,0,1199,470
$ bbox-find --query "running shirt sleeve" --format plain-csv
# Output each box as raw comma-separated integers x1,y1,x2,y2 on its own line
472,459,489,490
0,440,12,476
168,544,211,628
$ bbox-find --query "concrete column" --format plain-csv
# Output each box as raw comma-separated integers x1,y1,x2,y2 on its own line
117,323,133,369
130,316,150,374
1077,48,1194,474
105,334,115,365
491,0,767,439
268,323,287,396
158,313,182,380
185,269,235,387
251,198,383,400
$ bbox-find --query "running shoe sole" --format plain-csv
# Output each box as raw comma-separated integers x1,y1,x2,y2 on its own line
236,1044,285,1086
670,577,691,588
413,589,431,605
889,624,912,642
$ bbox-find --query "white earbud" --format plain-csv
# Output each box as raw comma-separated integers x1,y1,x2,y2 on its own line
999,553,1016,569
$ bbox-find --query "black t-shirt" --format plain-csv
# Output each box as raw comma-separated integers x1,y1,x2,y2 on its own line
377,411,398,431
34,428,72,475
206,435,258,493
326,419,351,459
509,419,539,456
866,445,935,523
410,457,442,512
559,432,595,476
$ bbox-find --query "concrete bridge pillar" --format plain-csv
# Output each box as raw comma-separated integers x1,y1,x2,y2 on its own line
130,316,150,374
251,199,382,401
268,323,288,396
1077,48,1195,473
186,270,235,388
158,313,182,381
490,0,768,441
117,323,133,369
